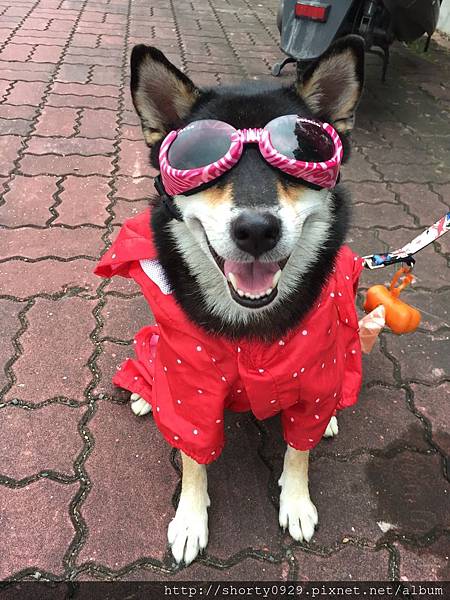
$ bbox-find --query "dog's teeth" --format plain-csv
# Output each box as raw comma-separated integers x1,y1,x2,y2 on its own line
265,287,273,296
237,289,245,297
272,270,282,287
228,272,238,291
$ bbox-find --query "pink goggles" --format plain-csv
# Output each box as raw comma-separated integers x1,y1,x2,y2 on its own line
159,115,343,196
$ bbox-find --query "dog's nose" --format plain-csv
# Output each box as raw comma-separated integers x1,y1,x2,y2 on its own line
231,211,281,257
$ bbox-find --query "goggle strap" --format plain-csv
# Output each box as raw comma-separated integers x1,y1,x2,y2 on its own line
154,175,183,222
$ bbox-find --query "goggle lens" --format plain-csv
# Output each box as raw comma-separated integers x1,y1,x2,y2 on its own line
266,115,335,163
167,120,234,170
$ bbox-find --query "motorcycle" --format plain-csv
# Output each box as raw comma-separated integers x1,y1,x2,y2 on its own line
272,0,442,80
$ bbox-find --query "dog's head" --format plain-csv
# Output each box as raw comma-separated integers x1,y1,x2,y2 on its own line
130,37,364,340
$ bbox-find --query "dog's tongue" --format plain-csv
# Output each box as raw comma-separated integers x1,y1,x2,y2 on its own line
224,260,279,294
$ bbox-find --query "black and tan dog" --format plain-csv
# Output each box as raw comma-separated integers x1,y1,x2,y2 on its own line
124,36,365,564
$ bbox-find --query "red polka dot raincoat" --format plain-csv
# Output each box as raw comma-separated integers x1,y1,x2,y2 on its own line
95,209,364,464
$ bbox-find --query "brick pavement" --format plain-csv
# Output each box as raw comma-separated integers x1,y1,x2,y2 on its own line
0,0,449,584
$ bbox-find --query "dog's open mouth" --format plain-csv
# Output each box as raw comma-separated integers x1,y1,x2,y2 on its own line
207,240,288,308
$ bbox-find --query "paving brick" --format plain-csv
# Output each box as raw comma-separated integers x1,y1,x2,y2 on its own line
0,79,12,102
293,546,389,580
0,68,53,83
34,106,79,137
103,275,139,295
0,404,85,479
76,401,178,567
0,43,34,62
51,82,119,98
7,80,48,106
56,63,90,84
0,135,22,175
0,258,99,298
111,199,149,225
411,383,450,455
55,175,110,226
390,183,449,227
78,108,117,139
46,92,118,110
379,162,450,184
0,480,77,579
0,104,36,122
0,226,104,260
115,176,154,200
93,340,132,399
0,117,32,135
326,386,428,455
20,153,113,176
403,289,450,332
352,201,416,230
89,65,122,86
31,44,64,63
119,139,157,178
396,537,450,581
0,175,58,226
5,297,96,402
346,181,395,205
27,136,114,156
0,60,55,74
101,294,153,341
0,299,23,390
342,150,381,182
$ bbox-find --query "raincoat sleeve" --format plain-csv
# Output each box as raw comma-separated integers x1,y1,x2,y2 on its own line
94,209,155,279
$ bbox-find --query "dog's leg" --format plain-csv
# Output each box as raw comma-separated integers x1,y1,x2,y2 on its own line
278,447,318,542
323,415,338,438
130,392,152,416
168,451,210,565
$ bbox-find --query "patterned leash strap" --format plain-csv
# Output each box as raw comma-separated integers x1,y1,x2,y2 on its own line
363,212,450,270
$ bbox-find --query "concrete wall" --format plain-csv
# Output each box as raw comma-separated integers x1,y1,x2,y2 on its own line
438,0,450,35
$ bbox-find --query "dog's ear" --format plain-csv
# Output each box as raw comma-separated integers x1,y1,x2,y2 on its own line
130,45,201,146
297,35,364,134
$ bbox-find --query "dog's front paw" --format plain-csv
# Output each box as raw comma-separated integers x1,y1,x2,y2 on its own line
323,415,338,438
130,393,152,416
279,491,318,542
168,497,210,565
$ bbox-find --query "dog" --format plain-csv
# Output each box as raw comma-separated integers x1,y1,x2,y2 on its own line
96,35,365,565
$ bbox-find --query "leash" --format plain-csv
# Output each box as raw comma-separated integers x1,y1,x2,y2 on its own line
362,212,450,270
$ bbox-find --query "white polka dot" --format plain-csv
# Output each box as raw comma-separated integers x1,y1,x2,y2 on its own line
351,349,356,354
309,438,314,443
293,372,298,378
314,414,320,420
333,358,336,364
278,340,285,346
344,353,347,359
270,399,276,404
156,406,160,412
317,302,321,308
177,399,181,404
111,253,116,259
133,340,137,345
197,389,203,394
328,328,331,335
149,359,152,364
196,345,202,352
337,320,340,326
176,359,182,364
354,256,358,261
330,292,335,298
338,292,343,297
345,275,350,280
211,357,216,363
133,375,138,380
333,392,337,398
321,363,325,369
290,417,295,422
237,389,242,393
315,397,320,403
258,368,264,373
193,429,198,435
174,435,179,441
211,450,216,455
221,376,226,382
300,367,305,373
302,329,308,336
237,346,241,353
163,366,168,372
345,318,349,324
215,419,221,423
